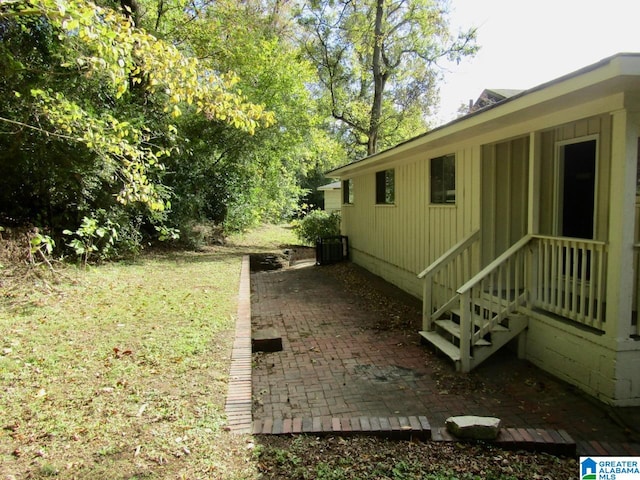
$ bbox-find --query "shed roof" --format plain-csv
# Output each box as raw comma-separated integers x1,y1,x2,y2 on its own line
317,181,341,191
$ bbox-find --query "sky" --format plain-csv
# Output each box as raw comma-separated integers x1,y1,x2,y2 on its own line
433,0,640,124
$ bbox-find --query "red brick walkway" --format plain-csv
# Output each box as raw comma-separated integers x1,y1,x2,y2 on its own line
249,260,640,455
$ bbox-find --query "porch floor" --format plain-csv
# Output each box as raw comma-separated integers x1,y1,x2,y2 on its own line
245,256,640,456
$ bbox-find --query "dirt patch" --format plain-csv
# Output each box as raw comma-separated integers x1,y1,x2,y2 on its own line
250,246,316,272
250,253,289,271
256,435,578,479
323,262,423,331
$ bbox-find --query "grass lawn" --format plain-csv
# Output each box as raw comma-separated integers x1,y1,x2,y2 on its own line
0,225,296,479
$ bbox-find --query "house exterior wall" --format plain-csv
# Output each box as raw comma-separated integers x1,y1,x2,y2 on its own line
334,55,640,405
340,114,615,300
341,144,481,299
524,314,640,406
323,189,342,213
538,114,612,240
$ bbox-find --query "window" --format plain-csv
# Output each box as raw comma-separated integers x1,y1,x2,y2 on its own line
376,169,395,204
342,179,354,204
636,137,640,194
431,154,456,204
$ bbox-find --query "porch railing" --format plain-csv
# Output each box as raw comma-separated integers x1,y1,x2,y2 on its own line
419,233,612,370
532,235,607,331
417,230,480,331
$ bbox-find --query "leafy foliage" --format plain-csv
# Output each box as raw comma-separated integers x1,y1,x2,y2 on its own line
292,209,341,245
0,0,280,256
1,0,274,209
299,0,478,156
0,0,476,256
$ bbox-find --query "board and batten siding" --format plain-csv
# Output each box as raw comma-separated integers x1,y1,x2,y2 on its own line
341,146,481,298
340,114,613,299
538,114,612,241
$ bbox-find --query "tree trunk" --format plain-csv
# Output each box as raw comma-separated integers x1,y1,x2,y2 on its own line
368,0,385,156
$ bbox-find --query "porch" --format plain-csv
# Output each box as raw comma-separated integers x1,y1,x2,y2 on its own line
419,230,640,401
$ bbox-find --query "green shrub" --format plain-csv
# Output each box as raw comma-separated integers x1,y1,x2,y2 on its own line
292,210,341,245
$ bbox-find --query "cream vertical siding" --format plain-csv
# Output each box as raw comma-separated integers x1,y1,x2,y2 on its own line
323,189,342,213
481,136,530,264
334,55,640,406
342,146,481,297
538,114,612,240
342,114,615,297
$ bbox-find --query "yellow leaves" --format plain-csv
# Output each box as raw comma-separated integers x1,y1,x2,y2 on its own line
14,0,279,214
44,0,275,132
61,18,79,31
116,82,127,98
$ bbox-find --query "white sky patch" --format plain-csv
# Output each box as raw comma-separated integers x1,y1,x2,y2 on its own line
433,0,640,123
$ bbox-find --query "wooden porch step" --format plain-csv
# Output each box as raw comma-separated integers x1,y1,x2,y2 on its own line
434,319,491,346
449,309,510,333
419,331,460,361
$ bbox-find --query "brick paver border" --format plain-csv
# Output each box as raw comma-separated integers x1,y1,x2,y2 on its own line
224,255,253,433
253,415,432,440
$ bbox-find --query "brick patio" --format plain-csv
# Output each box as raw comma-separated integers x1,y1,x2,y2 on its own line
227,255,640,456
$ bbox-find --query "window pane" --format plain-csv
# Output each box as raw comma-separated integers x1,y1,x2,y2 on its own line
431,157,444,203
376,169,395,204
385,169,395,204
431,154,455,204
376,171,386,203
342,179,353,204
443,155,456,203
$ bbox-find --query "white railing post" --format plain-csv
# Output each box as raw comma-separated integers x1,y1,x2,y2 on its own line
459,290,472,373
528,240,538,308
417,229,480,331
422,277,433,331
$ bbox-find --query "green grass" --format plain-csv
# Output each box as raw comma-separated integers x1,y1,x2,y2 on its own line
0,224,294,479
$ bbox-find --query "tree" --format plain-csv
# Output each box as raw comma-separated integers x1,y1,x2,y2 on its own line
0,0,274,249
138,0,346,231
300,0,478,156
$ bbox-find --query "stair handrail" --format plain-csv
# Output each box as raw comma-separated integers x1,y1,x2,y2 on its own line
456,234,533,372
418,229,480,332
457,234,533,295
418,229,480,280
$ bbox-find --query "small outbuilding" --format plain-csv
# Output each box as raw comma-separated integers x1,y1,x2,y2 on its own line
317,181,342,213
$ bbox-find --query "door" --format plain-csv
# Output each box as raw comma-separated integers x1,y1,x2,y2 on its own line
557,138,597,239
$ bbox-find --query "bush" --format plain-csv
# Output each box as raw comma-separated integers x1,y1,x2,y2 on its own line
292,210,340,245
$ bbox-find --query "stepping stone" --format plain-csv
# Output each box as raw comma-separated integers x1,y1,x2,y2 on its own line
446,415,502,440
252,328,283,352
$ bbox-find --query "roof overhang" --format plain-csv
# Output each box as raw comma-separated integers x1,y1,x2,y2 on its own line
317,181,342,191
329,53,640,178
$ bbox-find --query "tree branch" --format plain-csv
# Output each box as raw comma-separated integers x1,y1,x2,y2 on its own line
0,116,83,142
